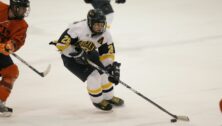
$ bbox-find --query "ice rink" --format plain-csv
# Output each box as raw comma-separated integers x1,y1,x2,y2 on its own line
1,0,222,126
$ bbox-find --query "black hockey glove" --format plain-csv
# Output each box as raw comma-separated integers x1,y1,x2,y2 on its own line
106,62,121,85
115,0,126,4
69,48,88,65
87,50,105,71
84,0,92,3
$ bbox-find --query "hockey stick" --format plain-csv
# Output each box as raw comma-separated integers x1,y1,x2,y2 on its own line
86,59,189,122
11,52,51,77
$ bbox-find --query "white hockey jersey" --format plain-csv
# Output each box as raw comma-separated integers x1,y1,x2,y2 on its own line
58,20,115,66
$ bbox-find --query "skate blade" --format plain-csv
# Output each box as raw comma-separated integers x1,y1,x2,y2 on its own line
0,112,12,117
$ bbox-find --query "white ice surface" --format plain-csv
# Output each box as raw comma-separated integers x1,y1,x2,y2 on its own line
1,0,222,126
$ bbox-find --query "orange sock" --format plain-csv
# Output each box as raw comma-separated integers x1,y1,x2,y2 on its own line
0,86,10,102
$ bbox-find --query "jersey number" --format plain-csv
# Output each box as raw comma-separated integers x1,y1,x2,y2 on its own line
108,44,114,53
61,35,71,44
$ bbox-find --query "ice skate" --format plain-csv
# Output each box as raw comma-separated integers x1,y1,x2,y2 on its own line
0,101,13,117
93,100,112,111
107,96,124,106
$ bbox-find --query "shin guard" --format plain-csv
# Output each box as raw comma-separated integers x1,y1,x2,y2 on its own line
0,64,19,101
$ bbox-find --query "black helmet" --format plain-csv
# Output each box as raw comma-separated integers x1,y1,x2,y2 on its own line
87,9,106,35
9,0,30,20
10,0,30,7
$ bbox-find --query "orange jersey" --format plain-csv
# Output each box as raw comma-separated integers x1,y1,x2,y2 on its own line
0,2,28,51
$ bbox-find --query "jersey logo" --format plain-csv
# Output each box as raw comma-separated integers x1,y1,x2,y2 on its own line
79,40,96,52
61,35,71,44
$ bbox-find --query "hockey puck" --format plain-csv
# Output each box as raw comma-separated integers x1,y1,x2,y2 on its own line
171,119,177,123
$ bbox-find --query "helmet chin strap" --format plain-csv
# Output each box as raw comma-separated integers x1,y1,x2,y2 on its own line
91,28,105,37
90,22,107,36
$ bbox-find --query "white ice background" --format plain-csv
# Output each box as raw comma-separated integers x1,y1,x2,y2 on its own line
1,0,222,126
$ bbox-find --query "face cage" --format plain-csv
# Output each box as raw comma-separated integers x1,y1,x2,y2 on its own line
24,7,30,17
12,6,30,19
89,21,106,35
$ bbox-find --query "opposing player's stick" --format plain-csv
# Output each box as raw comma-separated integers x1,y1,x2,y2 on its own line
87,59,189,122
12,52,51,77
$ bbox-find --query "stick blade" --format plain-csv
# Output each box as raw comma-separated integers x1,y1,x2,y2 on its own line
40,64,51,77
176,115,190,121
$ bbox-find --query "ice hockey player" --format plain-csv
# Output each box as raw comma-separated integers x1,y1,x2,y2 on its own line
84,0,126,28
51,9,124,111
0,0,30,116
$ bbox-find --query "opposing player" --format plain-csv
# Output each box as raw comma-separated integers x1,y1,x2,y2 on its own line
0,0,30,116
51,9,124,111
84,0,126,28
